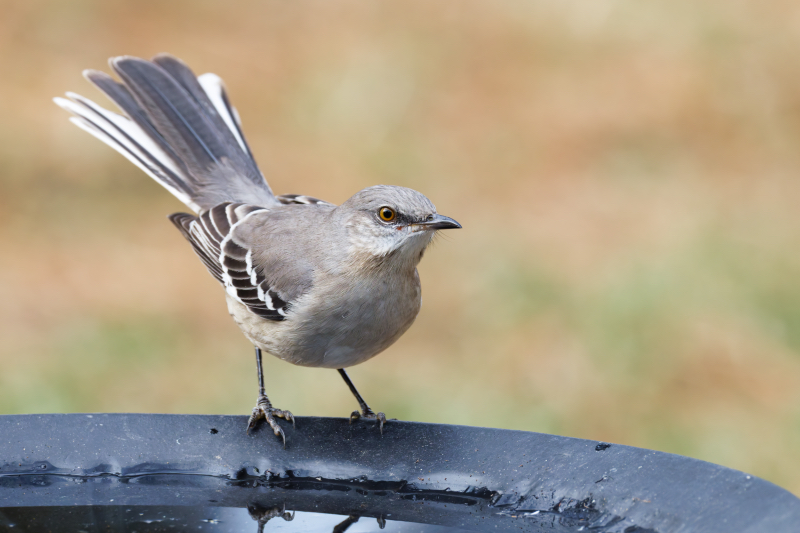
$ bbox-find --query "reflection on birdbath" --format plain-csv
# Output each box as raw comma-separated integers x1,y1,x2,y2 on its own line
246,505,390,533
247,503,294,532
331,513,387,532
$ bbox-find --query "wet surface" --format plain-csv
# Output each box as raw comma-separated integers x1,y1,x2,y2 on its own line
0,470,607,532
1,414,798,533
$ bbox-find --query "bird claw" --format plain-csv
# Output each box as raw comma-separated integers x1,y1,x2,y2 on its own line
247,395,294,447
349,408,387,435
248,503,294,533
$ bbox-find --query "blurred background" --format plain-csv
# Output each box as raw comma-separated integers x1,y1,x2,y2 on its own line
2,0,800,494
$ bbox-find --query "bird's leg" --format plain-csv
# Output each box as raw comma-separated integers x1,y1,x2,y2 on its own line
338,368,387,434
247,347,294,446
332,514,359,533
330,514,386,532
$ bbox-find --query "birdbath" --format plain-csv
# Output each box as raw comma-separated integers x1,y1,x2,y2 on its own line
0,413,798,532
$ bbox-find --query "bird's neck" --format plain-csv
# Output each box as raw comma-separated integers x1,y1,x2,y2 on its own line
349,239,428,276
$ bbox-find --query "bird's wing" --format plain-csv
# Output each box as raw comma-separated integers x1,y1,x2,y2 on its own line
276,194,334,206
170,203,304,321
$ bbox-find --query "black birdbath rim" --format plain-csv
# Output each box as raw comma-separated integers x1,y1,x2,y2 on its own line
0,413,798,533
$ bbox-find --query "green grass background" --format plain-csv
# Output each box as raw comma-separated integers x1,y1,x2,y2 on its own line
2,0,800,495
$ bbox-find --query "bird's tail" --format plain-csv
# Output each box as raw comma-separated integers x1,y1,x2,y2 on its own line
54,54,277,213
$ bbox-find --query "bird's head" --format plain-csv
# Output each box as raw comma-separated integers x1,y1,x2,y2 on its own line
337,185,461,265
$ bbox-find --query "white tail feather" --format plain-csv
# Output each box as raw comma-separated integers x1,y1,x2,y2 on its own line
54,94,201,212
197,73,248,154
67,90,185,179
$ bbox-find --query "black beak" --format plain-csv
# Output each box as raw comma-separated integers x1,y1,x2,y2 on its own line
414,214,462,231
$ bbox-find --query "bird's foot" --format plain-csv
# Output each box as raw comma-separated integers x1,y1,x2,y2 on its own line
247,503,294,533
349,407,388,435
247,394,294,447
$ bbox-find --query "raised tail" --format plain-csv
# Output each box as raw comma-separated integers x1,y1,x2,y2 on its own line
54,54,277,213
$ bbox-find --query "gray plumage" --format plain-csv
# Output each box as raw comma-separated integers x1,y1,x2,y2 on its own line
55,54,461,437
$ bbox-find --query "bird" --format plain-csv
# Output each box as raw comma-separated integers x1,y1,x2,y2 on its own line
54,54,461,445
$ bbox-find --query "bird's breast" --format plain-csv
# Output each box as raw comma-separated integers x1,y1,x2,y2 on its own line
289,268,422,368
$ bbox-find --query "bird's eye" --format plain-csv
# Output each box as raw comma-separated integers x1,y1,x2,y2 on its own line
378,207,396,222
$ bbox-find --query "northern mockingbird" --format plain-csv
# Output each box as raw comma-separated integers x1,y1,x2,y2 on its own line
54,54,461,444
